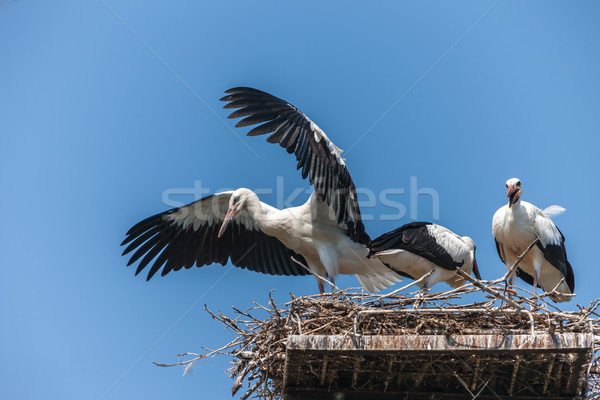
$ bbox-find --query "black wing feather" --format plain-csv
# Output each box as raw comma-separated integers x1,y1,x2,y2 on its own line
368,222,462,271
221,87,369,245
494,239,506,264
122,194,310,280
535,228,575,292
515,268,542,289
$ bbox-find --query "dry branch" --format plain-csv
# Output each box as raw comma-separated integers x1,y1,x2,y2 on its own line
156,275,600,399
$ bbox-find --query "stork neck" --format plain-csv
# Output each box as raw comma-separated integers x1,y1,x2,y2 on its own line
242,192,271,232
508,199,525,215
244,192,263,215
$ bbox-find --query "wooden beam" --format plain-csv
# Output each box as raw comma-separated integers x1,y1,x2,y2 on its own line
319,355,328,386
470,357,481,392
283,333,593,399
285,388,575,400
542,354,557,394
351,358,360,389
383,355,394,391
508,357,521,396
286,333,593,354
567,352,590,395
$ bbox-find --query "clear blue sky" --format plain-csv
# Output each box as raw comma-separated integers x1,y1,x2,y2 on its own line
1,1,599,399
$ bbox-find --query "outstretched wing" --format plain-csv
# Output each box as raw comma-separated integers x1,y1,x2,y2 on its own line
534,211,575,292
221,87,369,245
368,222,464,271
121,192,310,280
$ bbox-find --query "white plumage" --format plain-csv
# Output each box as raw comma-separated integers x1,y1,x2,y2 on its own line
122,87,404,294
492,178,574,302
368,222,481,290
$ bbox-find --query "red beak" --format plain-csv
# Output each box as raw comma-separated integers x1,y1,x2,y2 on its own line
218,207,237,238
507,185,519,208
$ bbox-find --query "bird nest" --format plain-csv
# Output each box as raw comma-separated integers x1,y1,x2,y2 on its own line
156,271,600,400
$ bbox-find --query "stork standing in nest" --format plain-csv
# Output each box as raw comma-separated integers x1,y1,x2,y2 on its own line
368,222,481,290
122,87,402,294
492,178,575,302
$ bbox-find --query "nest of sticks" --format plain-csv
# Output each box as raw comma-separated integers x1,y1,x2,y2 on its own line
155,239,598,399
156,266,600,399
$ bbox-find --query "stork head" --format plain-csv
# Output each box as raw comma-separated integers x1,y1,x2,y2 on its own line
461,236,481,280
218,188,252,238
505,177,522,208
461,236,475,252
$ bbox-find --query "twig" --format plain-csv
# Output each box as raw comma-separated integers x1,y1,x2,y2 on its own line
291,256,339,292
456,268,526,311
488,238,540,285
363,271,433,305
153,339,243,367
154,285,600,399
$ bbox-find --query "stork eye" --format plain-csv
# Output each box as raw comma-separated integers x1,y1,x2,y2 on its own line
233,195,240,203
516,181,521,187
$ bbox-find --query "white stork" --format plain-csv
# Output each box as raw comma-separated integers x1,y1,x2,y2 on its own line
122,87,402,293
492,178,575,302
368,222,481,290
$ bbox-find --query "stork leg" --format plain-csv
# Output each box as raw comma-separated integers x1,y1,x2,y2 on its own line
532,258,542,299
505,271,515,299
291,256,327,296
413,287,430,309
317,276,325,296
531,270,539,308
316,244,338,297
414,270,434,308
533,260,542,293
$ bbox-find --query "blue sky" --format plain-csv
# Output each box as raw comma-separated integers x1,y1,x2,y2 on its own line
1,1,599,399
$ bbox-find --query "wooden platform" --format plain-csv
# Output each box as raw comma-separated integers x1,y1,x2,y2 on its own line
283,333,594,399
